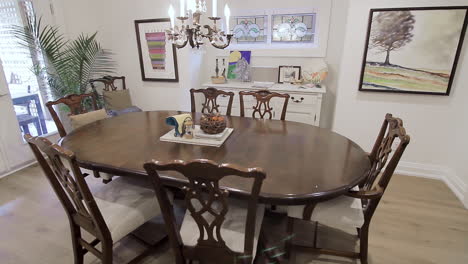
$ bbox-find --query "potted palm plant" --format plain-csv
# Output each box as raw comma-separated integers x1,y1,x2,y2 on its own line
13,16,115,132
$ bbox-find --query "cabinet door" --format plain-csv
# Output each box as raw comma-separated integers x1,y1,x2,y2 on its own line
285,111,317,125
285,94,320,126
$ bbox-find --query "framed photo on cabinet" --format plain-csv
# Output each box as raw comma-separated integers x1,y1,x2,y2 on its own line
359,6,468,95
278,66,301,83
134,18,179,82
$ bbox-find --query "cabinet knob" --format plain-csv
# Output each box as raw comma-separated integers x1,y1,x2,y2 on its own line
291,97,304,103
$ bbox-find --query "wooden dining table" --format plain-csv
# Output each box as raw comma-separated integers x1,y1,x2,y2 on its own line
60,110,370,206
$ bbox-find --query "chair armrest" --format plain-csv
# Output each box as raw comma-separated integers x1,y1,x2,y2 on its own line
345,185,383,199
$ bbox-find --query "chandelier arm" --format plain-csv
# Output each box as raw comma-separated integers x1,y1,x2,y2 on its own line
188,28,196,48
210,34,233,49
174,38,189,49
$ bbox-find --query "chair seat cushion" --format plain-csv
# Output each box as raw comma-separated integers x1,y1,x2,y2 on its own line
69,109,108,130
103,90,132,111
179,198,265,260
287,186,364,228
92,177,162,242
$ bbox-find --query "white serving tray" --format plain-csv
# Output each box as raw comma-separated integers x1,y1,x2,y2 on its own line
160,127,233,147
193,125,230,140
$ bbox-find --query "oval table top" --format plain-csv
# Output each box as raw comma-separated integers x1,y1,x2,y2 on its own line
61,111,370,205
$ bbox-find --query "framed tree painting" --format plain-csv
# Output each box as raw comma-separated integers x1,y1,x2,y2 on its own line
135,18,179,82
359,7,468,95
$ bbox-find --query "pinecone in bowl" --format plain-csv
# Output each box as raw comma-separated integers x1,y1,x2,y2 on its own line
200,113,227,134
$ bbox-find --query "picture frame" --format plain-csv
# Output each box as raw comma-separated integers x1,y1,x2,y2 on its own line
278,66,301,83
134,18,179,82
358,6,468,95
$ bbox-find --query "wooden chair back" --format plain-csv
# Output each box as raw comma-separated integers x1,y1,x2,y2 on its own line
239,90,290,120
46,93,99,137
144,159,266,264
24,134,112,262
89,76,126,92
361,113,410,220
190,87,235,116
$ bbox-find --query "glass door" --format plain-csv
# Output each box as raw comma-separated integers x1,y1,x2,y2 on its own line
0,0,58,176
0,0,57,137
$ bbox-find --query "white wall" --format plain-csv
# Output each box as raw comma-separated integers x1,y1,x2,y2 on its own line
333,0,468,207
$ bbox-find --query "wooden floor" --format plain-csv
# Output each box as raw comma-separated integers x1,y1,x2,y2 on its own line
0,164,467,263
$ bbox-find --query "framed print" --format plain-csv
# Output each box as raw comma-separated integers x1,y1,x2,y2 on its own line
278,66,301,83
359,6,468,95
134,18,179,82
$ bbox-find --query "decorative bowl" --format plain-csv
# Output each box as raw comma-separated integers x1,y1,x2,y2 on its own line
200,114,227,134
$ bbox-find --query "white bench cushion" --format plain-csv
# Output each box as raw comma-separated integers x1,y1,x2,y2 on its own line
92,177,162,242
180,198,265,261
287,186,365,229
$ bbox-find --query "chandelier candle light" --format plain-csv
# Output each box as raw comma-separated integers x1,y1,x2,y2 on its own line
166,0,233,49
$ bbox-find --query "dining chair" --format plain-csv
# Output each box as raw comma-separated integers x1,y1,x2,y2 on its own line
285,113,410,264
25,134,165,264
90,76,136,112
190,87,235,116
239,90,290,120
144,159,266,264
46,93,100,137
46,93,113,182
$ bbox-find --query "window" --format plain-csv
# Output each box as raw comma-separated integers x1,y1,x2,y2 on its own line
230,15,267,43
0,0,57,137
226,8,319,49
272,13,316,43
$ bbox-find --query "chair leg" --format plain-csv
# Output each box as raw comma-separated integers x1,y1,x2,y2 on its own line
284,217,294,259
359,224,369,264
93,170,101,178
101,241,113,264
70,225,84,264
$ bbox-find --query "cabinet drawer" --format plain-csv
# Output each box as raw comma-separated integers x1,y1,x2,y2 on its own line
287,94,318,112
288,94,318,106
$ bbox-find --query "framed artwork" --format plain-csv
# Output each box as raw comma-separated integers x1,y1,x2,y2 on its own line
278,66,301,83
359,7,468,95
134,18,179,82
227,50,252,81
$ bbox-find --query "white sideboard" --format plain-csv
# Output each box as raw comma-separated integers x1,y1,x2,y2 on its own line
200,82,326,126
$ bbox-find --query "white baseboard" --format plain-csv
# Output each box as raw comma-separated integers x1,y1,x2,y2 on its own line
396,161,468,209
0,160,37,180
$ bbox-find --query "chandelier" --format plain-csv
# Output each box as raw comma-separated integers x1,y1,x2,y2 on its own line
166,0,232,49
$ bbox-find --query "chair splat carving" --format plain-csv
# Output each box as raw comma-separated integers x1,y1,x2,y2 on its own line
184,178,230,248
239,90,290,120
190,88,235,116
89,76,126,92
363,113,410,191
